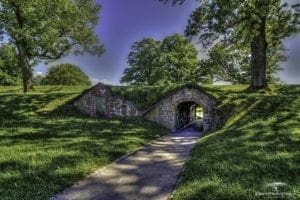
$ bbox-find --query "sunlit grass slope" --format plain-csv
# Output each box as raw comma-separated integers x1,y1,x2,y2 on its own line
172,85,300,200
0,86,168,200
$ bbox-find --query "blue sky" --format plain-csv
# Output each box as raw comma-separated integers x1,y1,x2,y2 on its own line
35,0,300,85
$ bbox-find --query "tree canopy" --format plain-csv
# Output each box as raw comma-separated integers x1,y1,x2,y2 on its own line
162,0,299,89
121,34,202,85
0,43,21,85
201,41,282,84
42,63,91,86
121,38,161,85
0,0,104,92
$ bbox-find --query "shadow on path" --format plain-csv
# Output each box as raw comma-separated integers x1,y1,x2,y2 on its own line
53,128,201,200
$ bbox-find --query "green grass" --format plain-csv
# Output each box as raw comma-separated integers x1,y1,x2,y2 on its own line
108,83,213,110
0,86,169,200
1,84,299,200
172,85,300,200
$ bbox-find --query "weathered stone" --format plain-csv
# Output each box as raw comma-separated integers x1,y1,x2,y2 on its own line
143,86,219,132
73,83,221,132
121,104,128,115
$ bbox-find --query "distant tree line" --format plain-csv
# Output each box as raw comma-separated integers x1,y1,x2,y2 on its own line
120,32,284,85
1,0,299,90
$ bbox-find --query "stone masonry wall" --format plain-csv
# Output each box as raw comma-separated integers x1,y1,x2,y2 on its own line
74,84,221,132
144,87,220,132
74,83,139,118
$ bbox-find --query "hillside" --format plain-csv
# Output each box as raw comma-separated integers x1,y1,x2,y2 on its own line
0,85,299,199
172,85,300,199
0,86,169,200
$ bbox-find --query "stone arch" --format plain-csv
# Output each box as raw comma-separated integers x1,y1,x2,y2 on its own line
73,83,221,133
144,86,220,132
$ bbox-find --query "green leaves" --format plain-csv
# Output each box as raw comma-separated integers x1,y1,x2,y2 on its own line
121,34,201,85
183,0,299,88
0,0,104,90
121,38,161,85
42,63,91,86
0,43,22,85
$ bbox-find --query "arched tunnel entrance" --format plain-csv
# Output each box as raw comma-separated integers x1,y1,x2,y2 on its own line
175,101,204,130
144,86,220,133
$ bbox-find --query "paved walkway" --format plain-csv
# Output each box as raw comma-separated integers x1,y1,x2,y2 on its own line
53,128,201,200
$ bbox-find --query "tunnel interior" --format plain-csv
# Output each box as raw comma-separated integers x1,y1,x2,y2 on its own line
175,101,204,130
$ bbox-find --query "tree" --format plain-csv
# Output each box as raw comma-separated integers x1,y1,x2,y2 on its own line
121,38,161,85
121,34,201,85
159,34,200,84
32,75,44,86
0,0,104,92
42,63,91,86
162,0,299,89
201,42,283,84
0,43,21,85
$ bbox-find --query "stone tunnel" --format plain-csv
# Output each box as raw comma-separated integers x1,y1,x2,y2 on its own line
73,83,221,133
144,86,220,132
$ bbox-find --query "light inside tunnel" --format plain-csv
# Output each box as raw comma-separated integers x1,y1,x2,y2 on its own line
175,102,204,130
195,105,203,120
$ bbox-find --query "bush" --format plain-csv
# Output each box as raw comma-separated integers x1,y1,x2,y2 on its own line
42,63,91,86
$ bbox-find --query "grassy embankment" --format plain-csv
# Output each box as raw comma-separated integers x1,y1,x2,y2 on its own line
0,86,169,200
0,84,299,199
172,85,300,200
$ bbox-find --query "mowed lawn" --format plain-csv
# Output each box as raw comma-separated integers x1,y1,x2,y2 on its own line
0,86,168,200
173,85,300,200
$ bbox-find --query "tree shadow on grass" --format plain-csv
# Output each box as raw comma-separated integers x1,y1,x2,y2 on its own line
0,93,79,120
174,91,300,200
0,113,168,200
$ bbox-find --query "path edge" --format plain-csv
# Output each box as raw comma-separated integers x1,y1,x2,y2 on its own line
51,133,171,199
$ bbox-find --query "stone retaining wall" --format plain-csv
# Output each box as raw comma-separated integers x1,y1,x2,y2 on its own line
73,83,139,118
73,83,221,132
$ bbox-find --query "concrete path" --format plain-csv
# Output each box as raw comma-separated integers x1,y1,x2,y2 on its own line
53,128,201,200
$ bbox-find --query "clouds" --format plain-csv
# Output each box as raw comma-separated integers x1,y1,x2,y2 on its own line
33,71,45,76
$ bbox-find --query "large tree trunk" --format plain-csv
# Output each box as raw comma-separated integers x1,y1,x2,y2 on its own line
250,17,268,90
12,1,33,93
18,44,32,93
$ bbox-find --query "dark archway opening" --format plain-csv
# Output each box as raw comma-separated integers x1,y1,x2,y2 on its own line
175,101,204,130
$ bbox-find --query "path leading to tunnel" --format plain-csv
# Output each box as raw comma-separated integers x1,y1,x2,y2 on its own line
53,128,202,200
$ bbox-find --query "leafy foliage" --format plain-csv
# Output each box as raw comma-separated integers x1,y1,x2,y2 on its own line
32,75,44,86
42,63,91,86
159,34,200,84
110,84,179,110
200,43,250,84
109,83,214,110
121,34,202,85
183,0,299,89
0,0,104,92
121,38,161,85
0,43,21,85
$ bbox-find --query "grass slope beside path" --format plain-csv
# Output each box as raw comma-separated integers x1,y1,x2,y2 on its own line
172,85,300,200
0,86,168,200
